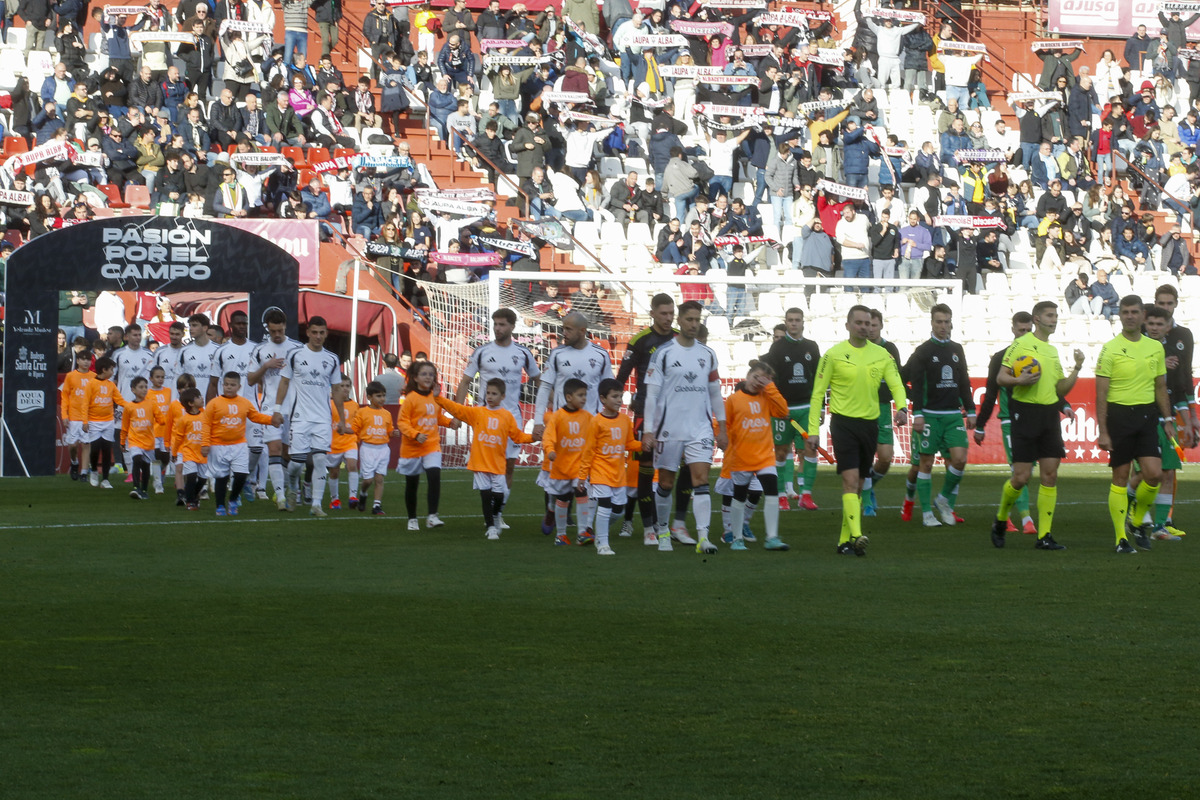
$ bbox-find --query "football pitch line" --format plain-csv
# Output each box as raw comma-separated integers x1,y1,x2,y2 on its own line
1,498,1196,533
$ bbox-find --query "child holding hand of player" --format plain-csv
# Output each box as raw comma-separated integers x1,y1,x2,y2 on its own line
352,380,401,516
61,352,93,481
202,372,279,516
723,360,790,551
147,366,173,494
435,377,535,540
172,387,208,510
327,376,361,510
396,361,457,528
82,357,129,489
120,376,167,500
167,373,197,505
539,378,592,547
578,378,643,556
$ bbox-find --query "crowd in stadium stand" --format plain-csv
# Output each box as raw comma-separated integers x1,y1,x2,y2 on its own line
4,0,1200,337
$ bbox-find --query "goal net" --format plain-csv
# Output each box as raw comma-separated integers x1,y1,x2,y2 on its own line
420,271,963,468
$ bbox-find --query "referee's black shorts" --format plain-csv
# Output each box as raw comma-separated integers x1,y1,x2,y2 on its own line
1106,402,1161,468
830,413,878,475
1009,399,1066,463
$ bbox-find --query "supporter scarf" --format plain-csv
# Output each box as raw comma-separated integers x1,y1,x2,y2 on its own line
659,64,725,77
480,39,528,50
938,40,986,54
0,188,34,205
561,110,619,126
103,5,147,15
415,186,495,202
805,49,844,66
627,34,688,48
564,17,606,56
1161,2,1200,12
870,7,926,23
883,146,908,157
351,155,414,169
713,234,779,247
484,55,557,66
1031,40,1083,51
365,241,428,260
953,148,1007,163
1008,91,1062,103
542,91,593,105
703,0,767,8
725,44,773,57
515,218,573,250
670,20,735,37
701,116,758,131
817,179,868,200
759,10,834,26
765,114,808,129
472,235,537,257
933,215,1006,228
633,95,671,109
312,155,353,172
231,152,288,166
799,98,844,114
417,196,491,217
692,102,765,118
1179,48,1200,60
218,19,272,36
429,251,503,266
74,151,105,167
131,31,196,44
5,140,74,171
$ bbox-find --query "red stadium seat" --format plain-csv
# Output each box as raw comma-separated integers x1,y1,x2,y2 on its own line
3,136,28,157
98,183,129,208
306,147,331,165
332,147,356,160
125,184,151,210
282,145,307,167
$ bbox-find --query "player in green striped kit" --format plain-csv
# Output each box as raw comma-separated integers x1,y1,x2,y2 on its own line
764,307,821,511
973,311,1037,535
903,304,976,527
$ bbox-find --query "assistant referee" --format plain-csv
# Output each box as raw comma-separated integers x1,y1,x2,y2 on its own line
1096,295,1174,554
807,305,908,557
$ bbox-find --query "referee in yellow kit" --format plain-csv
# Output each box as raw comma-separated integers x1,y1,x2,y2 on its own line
807,305,908,557
1096,295,1175,554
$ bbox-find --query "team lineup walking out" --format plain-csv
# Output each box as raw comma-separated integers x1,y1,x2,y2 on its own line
57,290,1195,557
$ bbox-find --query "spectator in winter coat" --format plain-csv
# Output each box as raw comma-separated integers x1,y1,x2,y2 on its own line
842,121,879,188
901,26,934,92
1114,227,1149,272
1088,269,1121,316
863,14,920,89
1036,46,1081,90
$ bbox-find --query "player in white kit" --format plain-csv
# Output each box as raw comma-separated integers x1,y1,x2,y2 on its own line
531,310,613,536
210,311,262,499
642,300,728,554
113,323,155,477
455,307,541,529
152,321,187,387
272,316,346,517
180,313,219,400
249,308,303,510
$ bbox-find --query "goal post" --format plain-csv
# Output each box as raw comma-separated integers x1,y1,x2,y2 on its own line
420,271,963,467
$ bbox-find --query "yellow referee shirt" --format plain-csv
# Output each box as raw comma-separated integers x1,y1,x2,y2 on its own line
1096,334,1165,406
1002,332,1065,406
809,340,908,432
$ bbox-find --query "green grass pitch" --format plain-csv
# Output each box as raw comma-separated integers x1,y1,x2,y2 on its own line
2,465,1199,799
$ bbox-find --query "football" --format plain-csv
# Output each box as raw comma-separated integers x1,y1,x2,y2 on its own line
1012,355,1041,378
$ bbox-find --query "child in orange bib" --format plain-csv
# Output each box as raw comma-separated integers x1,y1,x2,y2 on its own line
578,379,643,555
723,361,790,551
435,377,535,539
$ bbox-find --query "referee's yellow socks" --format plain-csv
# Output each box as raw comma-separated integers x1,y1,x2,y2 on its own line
1131,480,1160,529
1036,485,1056,539
997,480,1022,522
841,493,861,543
1109,484,1130,545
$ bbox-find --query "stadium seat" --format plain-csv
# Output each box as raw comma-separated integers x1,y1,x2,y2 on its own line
125,184,151,210
332,147,356,160
282,146,307,167
307,147,331,165
98,183,129,209
2,136,28,157
625,222,653,248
